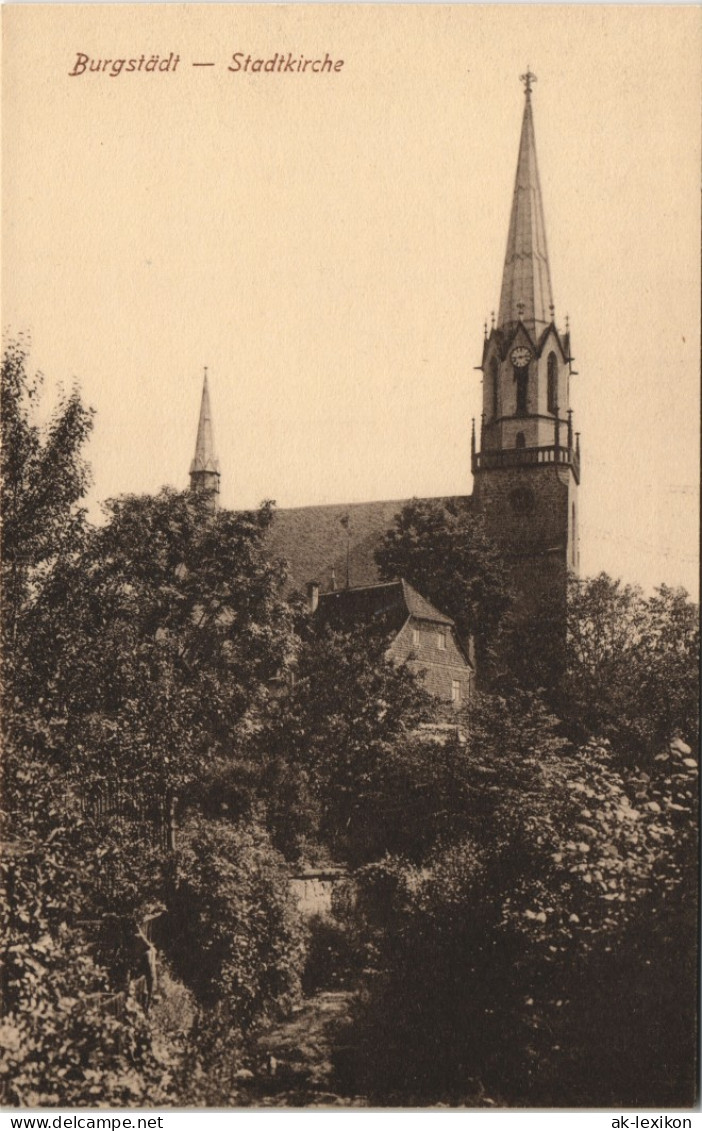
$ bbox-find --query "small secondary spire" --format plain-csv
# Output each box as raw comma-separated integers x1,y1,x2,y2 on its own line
189,368,220,506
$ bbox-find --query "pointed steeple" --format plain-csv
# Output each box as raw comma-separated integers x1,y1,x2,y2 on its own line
497,70,554,334
189,368,220,504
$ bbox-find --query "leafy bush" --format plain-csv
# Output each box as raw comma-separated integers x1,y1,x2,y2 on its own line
0,927,171,1108
167,819,306,1027
564,573,699,757
344,695,699,1107
0,793,174,1107
258,622,430,864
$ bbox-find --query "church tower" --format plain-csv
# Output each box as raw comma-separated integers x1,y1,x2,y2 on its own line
472,72,580,674
189,369,220,509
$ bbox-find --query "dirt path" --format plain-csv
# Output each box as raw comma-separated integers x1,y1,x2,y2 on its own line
244,989,366,1107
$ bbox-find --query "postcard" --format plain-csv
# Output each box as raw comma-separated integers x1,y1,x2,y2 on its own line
2,4,700,1114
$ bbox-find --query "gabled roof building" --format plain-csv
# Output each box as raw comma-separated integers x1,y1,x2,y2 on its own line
310,578,474,707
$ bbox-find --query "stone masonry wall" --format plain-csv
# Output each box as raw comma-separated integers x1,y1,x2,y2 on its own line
474,462,576,657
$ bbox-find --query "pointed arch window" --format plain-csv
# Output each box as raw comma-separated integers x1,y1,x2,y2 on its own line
489,358,499,419
514,366,528,416
547,352,558,415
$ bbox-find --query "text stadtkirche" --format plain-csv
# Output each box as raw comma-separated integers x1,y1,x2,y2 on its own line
69,52,345,77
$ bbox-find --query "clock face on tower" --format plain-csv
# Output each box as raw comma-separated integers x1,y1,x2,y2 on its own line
510,347,532,368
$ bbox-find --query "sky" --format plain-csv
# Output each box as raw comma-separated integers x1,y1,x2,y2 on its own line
3,4,700,598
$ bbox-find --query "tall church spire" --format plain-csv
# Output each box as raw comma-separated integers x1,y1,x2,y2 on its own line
189,368,220,505
497,70,554,333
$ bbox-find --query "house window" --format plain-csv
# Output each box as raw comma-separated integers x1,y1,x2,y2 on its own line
437,630,447,651
451,680,461,705
412,627,420,647
547,352,558,414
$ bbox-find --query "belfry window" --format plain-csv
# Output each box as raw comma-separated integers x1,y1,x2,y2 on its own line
547,352,558,414
514,365,528,416
490,358,499,418
516,431,526,448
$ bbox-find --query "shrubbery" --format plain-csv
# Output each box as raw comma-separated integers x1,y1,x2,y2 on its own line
342,706,699,1107
167,819,305,1024
0,763,174,1107
563,573,699,757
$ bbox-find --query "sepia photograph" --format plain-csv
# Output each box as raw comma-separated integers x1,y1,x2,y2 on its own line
1,3,700,1112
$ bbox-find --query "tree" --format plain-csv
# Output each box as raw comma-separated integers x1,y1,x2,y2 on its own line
343,692,699,1107
0,807,173,1108
1,345,302,1104
563,573,699,757
0,345,179,1105
25,490,296,802
1,338,94,709
375,497,512,670
258,620,431,864
329,691,566,864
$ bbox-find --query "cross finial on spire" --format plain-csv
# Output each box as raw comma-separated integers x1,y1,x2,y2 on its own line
520,67,537,97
